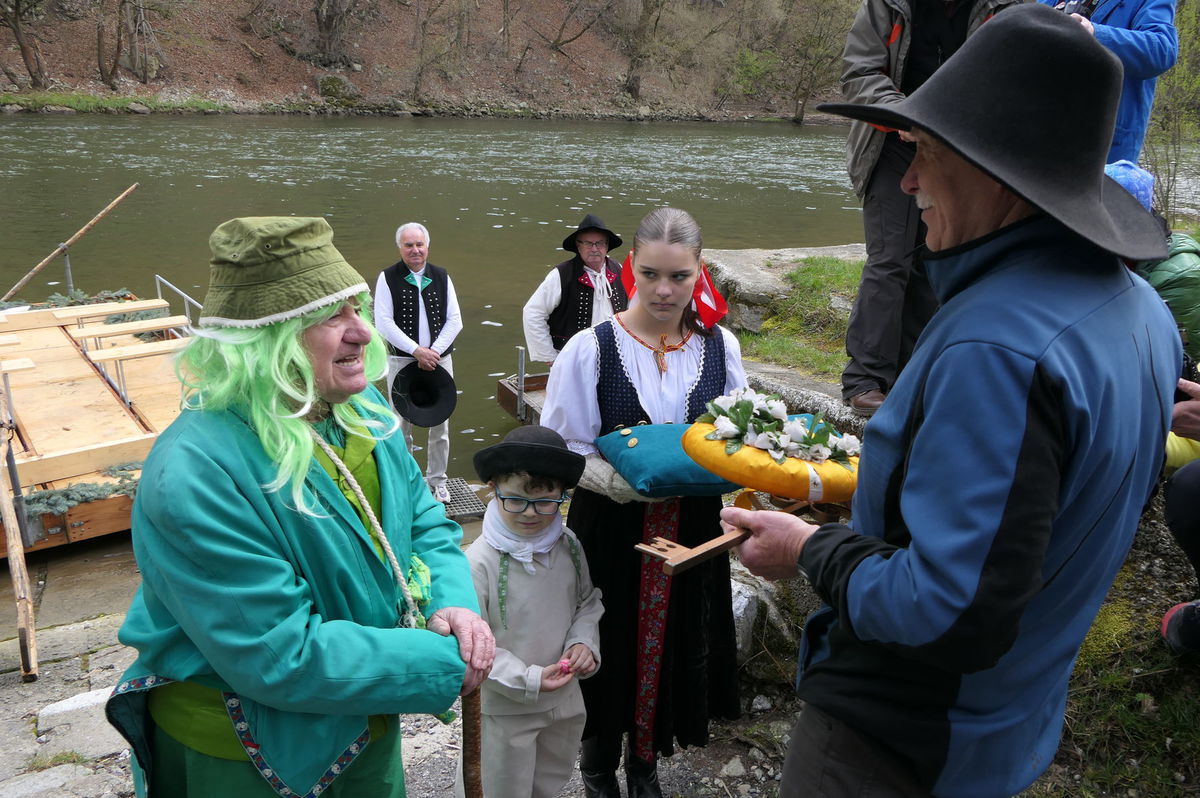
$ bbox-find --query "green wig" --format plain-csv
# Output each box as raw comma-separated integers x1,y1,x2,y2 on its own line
177,292,395,514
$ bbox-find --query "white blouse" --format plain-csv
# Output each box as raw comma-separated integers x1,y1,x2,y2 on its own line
541,321,748,456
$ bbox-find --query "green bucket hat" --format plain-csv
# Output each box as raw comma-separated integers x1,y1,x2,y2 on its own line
198,216,369,328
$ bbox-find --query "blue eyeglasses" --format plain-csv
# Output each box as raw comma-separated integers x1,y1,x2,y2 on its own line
494,491,567,515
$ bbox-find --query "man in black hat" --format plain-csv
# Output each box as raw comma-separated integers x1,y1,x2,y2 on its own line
722,5,1179,796
374,221,462,503
522,214,628,366
838,0,1023,418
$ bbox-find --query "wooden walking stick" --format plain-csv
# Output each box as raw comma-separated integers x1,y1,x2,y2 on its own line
461,687,484,798
0,429,38,682
3,182,140,302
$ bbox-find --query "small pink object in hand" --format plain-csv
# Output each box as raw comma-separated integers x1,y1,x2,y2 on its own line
558,659,571,674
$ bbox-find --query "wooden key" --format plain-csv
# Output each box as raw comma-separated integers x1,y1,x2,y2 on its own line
635,528,750,576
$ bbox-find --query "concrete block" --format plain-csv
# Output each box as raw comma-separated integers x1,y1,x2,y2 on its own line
0,764,91,798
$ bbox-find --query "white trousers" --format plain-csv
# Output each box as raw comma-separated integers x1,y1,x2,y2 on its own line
386,353,452,490
455,689,587,798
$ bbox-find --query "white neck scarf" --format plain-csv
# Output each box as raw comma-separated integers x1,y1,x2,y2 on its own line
586,263,612,307
481,499,564,573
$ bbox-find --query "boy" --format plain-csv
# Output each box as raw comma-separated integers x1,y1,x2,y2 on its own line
463,425,603,798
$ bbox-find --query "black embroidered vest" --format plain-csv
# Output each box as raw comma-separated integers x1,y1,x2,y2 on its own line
594,321,726,433
382,261,454,356
547,256,629,352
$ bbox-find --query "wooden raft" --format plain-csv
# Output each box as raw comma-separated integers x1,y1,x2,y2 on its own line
0,299,188,559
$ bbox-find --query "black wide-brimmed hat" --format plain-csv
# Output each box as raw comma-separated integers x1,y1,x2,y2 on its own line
562,213,623,253
391,362,457,427
474,425,585,488
818,3,1166,262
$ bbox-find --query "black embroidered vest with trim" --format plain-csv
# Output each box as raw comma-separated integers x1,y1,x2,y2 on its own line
594,320,726,433
547,256,629,351
382,261,454,357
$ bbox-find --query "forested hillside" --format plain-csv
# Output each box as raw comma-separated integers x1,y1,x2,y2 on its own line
0,0,858,120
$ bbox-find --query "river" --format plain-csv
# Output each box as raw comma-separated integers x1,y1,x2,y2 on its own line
0,113,864,481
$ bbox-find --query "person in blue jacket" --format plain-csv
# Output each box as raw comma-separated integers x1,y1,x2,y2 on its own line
105,216,494,798
723,7,1179,797
1044,0,1178,163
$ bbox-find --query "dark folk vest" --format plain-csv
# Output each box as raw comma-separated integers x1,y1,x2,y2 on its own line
594,320,726,433
382,261,454,357
547,256,629,352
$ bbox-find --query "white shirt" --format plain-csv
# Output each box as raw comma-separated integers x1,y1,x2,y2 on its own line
541,321,748,457
522,259,622,363
373,267,463,356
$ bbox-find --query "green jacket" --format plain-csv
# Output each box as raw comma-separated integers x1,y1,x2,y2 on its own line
1137,232,1200,360
106,387,475,797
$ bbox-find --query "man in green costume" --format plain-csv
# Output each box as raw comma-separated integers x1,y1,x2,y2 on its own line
106,216,494,797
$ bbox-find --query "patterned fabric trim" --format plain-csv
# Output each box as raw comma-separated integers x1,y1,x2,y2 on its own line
633,498,682,763
111,673,175,696
498,552,511,630
684,329,726,422
223,692,371,798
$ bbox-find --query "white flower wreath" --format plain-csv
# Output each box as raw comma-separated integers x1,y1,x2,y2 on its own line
697,388,860,468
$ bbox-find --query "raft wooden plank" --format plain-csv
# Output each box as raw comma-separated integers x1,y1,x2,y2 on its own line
65,494,135,543
0,299,169,332
0,335,20,346
69,315,189,341
88,337,188,364
5,328,145,456
13,434,157,488
0,358,35,373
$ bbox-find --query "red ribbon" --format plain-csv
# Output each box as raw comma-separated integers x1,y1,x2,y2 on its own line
620,250,728,329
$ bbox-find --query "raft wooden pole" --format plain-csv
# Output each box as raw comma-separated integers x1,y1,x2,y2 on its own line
2,183,140,302
0,433,38,682
461,687,483,798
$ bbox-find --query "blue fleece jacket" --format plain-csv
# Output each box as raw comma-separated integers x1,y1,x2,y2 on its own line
796,216,1179,797
1040,0,1178,163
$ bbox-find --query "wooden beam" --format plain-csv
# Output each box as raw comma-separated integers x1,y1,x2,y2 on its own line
14,433,157,487
88,336,189,364
0,359,35,374
70,315,189,342
0,437,38,681
0,335,20,347
0,299,169,332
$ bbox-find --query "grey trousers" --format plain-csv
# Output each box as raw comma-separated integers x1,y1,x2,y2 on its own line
842,135,938,401
780,704,932,798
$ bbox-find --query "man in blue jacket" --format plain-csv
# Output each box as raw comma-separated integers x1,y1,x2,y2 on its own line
1045,0,1178,163
723,6,1179,797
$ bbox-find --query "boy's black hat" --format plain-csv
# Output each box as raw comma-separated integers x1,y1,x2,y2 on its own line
474,425,585,488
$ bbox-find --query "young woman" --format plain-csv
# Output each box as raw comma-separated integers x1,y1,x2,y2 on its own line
541,207,747,798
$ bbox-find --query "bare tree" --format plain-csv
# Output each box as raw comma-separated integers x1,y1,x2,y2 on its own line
314,0,355,66
775,0,854,123
625,0,669,99
526,0,614,54
410,0,452,99
96,0,124,90
0,0,49,89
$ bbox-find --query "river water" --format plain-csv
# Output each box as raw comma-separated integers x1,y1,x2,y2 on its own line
0,114,863,480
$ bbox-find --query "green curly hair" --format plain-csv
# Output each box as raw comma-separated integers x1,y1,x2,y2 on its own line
177,293,395,513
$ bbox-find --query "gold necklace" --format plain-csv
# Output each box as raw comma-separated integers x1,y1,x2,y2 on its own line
614,313,693,374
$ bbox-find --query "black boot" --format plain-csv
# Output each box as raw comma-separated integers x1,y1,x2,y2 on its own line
581,736,622,798
625,752,664,798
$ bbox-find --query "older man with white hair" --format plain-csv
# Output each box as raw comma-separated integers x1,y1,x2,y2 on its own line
722,5,1180,796
375,222,462,503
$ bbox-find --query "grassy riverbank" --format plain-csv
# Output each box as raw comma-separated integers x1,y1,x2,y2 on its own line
0,91,228,114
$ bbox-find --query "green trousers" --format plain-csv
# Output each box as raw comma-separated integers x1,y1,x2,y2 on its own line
135,721,407,798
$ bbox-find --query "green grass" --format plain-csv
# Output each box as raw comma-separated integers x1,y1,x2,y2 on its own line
0,91,229,113
736,255,862,379
1020,562,1200,797
25,750,88,772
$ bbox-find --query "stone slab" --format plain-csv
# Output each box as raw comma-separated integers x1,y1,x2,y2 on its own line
0,764,92,798
0,616,126,674
36,685,127,759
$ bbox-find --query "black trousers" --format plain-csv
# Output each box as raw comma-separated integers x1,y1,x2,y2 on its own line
842,135,939,401
1165,459,1200,582
780,703,931,798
